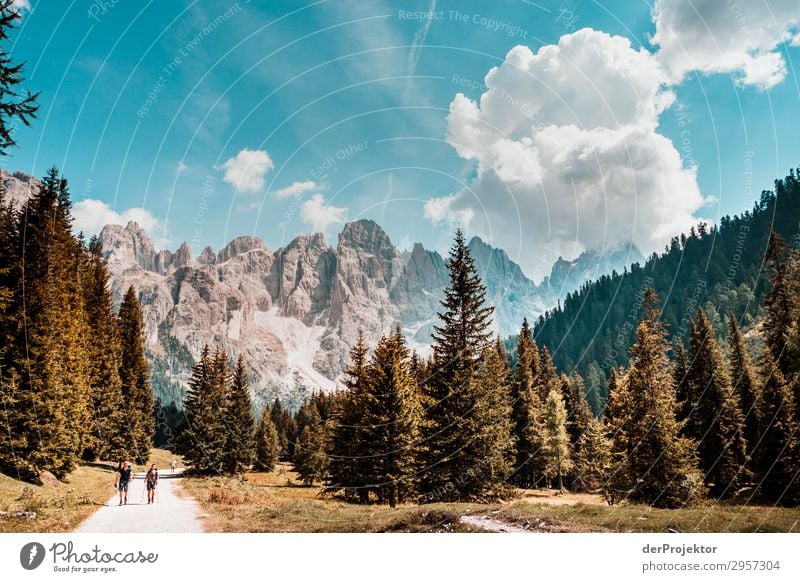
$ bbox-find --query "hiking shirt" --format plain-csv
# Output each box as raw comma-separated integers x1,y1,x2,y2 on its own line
119,466,132,483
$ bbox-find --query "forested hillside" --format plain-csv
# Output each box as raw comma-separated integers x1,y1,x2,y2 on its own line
533,168,800,404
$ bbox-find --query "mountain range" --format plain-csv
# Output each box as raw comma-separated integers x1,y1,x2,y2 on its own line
1,169,642,408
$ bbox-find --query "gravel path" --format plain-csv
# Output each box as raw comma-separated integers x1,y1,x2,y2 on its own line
75,475,205,533
459,515,530,533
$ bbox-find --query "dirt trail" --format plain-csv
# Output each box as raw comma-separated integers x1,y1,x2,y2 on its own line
459,515,530,533
74,474,204,533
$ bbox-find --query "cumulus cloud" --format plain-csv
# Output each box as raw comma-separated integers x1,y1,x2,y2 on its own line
274,180,319,199
221,148,273,193
300,193,348,233
426,28,705,281
12,0,31,13
652,0,800,90
72,199,168,247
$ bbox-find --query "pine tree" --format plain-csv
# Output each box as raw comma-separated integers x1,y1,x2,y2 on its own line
270,398,296,460
327,330,370,500
727,315,763,459
118,286,155,464
683,309,748,497
0,169,90,480
763,232,795,378
542,388,572,491
609,289,706,508
82,237,128,462
293,406,327,485
420,230,512,501
179,346,228,474
574,417,613,493
566,373,593,447
510,319,544,487
752,347,799,505
359,327,422,506
254,407,280,473
223,355,255,475
0,0,38,155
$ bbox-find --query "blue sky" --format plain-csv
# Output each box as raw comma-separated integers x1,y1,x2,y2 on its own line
5,0,800,281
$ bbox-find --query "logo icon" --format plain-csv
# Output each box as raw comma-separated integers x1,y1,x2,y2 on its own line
20,542,46,570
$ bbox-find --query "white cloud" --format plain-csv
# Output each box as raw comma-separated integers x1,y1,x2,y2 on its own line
12,0,31,13
221,148,273,193
404,0,436,102
300,193,348,233
428,28,706,281
273,180,319,199
652,0,800,90
72,198,168,247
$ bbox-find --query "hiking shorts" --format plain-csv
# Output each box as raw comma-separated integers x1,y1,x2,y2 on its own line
118,481,129,493
146,482,156,491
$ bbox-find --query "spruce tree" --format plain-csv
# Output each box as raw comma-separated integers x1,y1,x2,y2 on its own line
254,407,280,472
510,319,544,487
420,229,512,501
118,286,155,464
609,289,706,508
293,406,327,485
542,388,572,491
752,347,799,505
685,309,748,496
1,169,90,480
574,417,613,493
327,330,370,500
0,0,38,155
82,237,128,461
763,232,795,378
359,327,422,506
270,398,296,460
728,315,763,459
223,355,255,474
566,373,593,447
179,346,228,473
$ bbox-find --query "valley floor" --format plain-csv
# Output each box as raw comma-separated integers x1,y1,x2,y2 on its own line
182,463,800,533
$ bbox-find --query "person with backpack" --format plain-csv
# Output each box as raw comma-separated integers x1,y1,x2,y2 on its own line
146,464,159,504
114,460,132,506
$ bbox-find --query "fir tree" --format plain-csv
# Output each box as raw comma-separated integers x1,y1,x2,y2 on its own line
685,309,748,497
763,232,796,378
82,237,128,462
728,315,763,458
609,289,706,508
254,407,280,473
0,169,90,480
118,286,155,464
359,327,422,506
420,230,512,501
542,388,572,491
270,398,296,460
223,355,255,475
566,373,593,447
293,406,327,486
327,330,370,501
574,417,613,493
179,346,228,474
752,347,799,505
0,0,38,155
509,319,544,487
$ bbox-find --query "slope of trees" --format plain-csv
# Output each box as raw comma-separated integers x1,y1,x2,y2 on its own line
533,169,800,382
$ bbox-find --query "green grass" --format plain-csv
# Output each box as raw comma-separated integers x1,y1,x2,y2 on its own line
182,463,800,533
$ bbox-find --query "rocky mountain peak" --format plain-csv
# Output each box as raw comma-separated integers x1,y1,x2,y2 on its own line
99,220,157,271
338,219,395,257
217,235,268,263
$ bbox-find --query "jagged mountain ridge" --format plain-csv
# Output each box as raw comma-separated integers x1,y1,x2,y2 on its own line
1,169,641,409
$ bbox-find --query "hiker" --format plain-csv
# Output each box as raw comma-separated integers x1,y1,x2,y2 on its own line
146,464,159,504
115,461,132,506
170,458,176,473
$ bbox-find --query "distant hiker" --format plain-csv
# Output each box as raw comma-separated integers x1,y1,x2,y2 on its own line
170,459,176,473
115,461,132,506
146,464,159,504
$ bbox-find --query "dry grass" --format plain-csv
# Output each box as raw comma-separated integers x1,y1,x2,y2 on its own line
182,464,800,533
0,448,181,533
